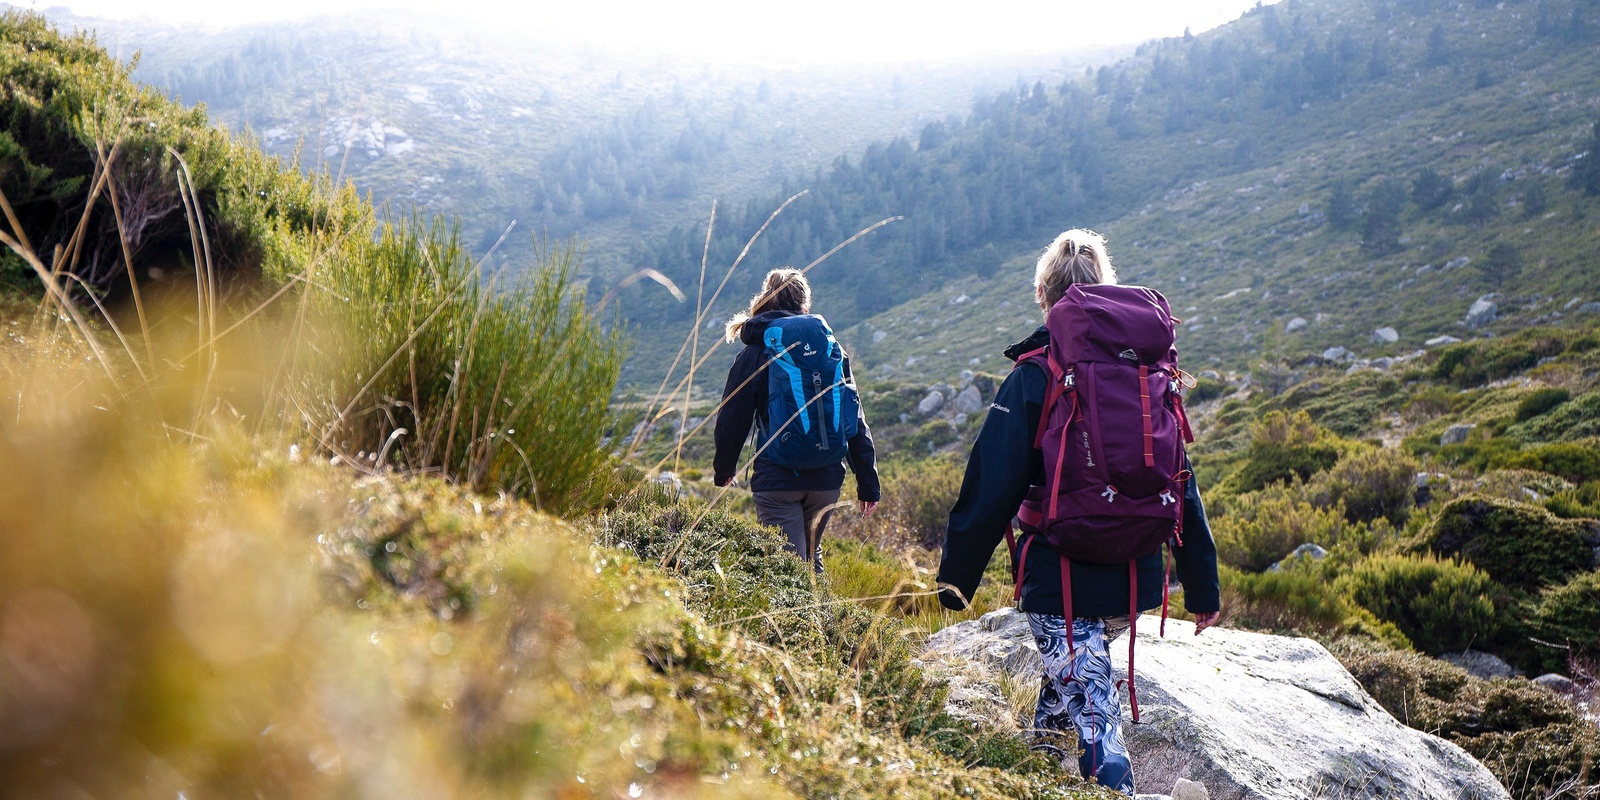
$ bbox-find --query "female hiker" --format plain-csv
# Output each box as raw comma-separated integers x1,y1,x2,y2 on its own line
935,229,1220,796
713,268,881,570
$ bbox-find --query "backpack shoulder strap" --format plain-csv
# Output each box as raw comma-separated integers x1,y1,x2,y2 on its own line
1012,346,1068,450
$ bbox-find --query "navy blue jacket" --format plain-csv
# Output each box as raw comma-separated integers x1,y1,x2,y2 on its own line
713,310,882,501
937,326,1221,618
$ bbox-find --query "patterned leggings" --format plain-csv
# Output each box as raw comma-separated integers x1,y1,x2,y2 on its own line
1027,614,1135,796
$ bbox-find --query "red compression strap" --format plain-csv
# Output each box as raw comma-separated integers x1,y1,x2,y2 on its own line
1139,365,1155,468
1128,561,1140,724
1013,534,1035,603
1048,404,1071,520
1061,555,1075,663
1035,361,1066,450
1173,391,1195,444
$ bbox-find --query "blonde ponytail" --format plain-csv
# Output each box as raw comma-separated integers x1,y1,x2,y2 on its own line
1034,229,1117,309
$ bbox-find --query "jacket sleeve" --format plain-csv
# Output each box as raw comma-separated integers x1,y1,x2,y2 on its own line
936,364,1046,610
1172,457,1222,614
713,347,762,486
842,358,881,502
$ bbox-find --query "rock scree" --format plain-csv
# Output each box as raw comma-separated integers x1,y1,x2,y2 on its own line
923,608,1509,800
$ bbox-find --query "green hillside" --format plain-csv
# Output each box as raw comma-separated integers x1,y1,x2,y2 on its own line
58,6,1114,278
624,0,1600,388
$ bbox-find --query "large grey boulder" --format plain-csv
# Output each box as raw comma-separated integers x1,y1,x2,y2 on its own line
1371,327,1399,344
1440,650,1520,681
917,390,945,415
923,609,1509,800
1440,423,1476,446
1467,295,1497,328
955,385,985,414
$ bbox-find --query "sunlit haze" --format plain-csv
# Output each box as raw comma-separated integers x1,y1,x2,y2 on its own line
39,0,1278,63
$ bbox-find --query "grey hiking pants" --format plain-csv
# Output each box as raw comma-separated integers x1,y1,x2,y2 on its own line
751,489,841,571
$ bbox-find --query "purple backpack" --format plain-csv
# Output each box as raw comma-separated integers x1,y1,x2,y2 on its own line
1007,283,1195,722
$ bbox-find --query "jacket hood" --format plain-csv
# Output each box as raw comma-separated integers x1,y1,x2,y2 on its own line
1003,325,1050,362
739,309,803,346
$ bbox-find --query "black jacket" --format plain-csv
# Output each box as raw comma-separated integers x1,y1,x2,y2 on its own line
712,310,882,501
936,325,1221,618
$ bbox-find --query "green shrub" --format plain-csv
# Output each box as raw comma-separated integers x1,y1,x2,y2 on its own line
1468,725,1600,800
1336,643,1599,800
1403,384,1470,419
1212,482,1382,571
1526,571,1600,674
1545,480,1600,519
1338,554,1499,654
831,455,964,550
1221,565,1408,645
904,419,959,454
1514,388,1571,422
1430,330,1569,389
861,382,920,423
1230,410,1341,492
1567,333,1600,354
1508,390,1600,443
1520,442,1600,485
1187,375,1228,404
1311,447,1419,524
1415,496,1595,590
1435,435,1523,472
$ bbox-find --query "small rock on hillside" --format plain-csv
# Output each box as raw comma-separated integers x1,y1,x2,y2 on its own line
1440,423,1476,446
1440,650,1520,681
924,608,1509,800
1467,295,1497,328
1371,327,1399,344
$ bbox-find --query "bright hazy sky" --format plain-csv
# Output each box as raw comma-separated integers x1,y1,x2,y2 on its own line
38,0,1278,63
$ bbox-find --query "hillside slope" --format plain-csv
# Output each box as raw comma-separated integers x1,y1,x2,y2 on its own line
54,6,1113,277
623,0,1600,388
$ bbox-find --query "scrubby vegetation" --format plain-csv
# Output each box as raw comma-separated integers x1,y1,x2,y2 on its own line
7,4,1600,798
0,14,1121,798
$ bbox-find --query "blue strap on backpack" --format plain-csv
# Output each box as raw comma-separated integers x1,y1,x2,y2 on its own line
758,314,859,472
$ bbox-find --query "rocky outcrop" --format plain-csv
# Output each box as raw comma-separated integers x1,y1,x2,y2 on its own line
1467,295,1497,328
923,608,1509,800
1440,423,1476,446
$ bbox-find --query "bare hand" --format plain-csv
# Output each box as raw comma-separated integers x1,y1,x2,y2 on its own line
1194,611,1219,635
860,501,878,517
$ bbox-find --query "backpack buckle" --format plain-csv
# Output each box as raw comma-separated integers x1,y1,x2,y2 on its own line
1063,371,1075,389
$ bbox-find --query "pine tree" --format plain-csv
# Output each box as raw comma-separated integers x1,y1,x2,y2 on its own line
1412,167,1453,210
1327,178,1360,230
1483,242,1523,289
1362,178,1407,255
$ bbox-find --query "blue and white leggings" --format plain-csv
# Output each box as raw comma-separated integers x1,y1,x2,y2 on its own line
1027,613,1135,796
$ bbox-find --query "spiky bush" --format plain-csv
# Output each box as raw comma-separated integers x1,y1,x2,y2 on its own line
1229,410,1341,492
1415,496,1594,590
1310,446,1419,525
1338,554,1499,654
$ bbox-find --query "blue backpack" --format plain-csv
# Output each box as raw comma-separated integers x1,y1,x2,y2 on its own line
758,314,860,471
